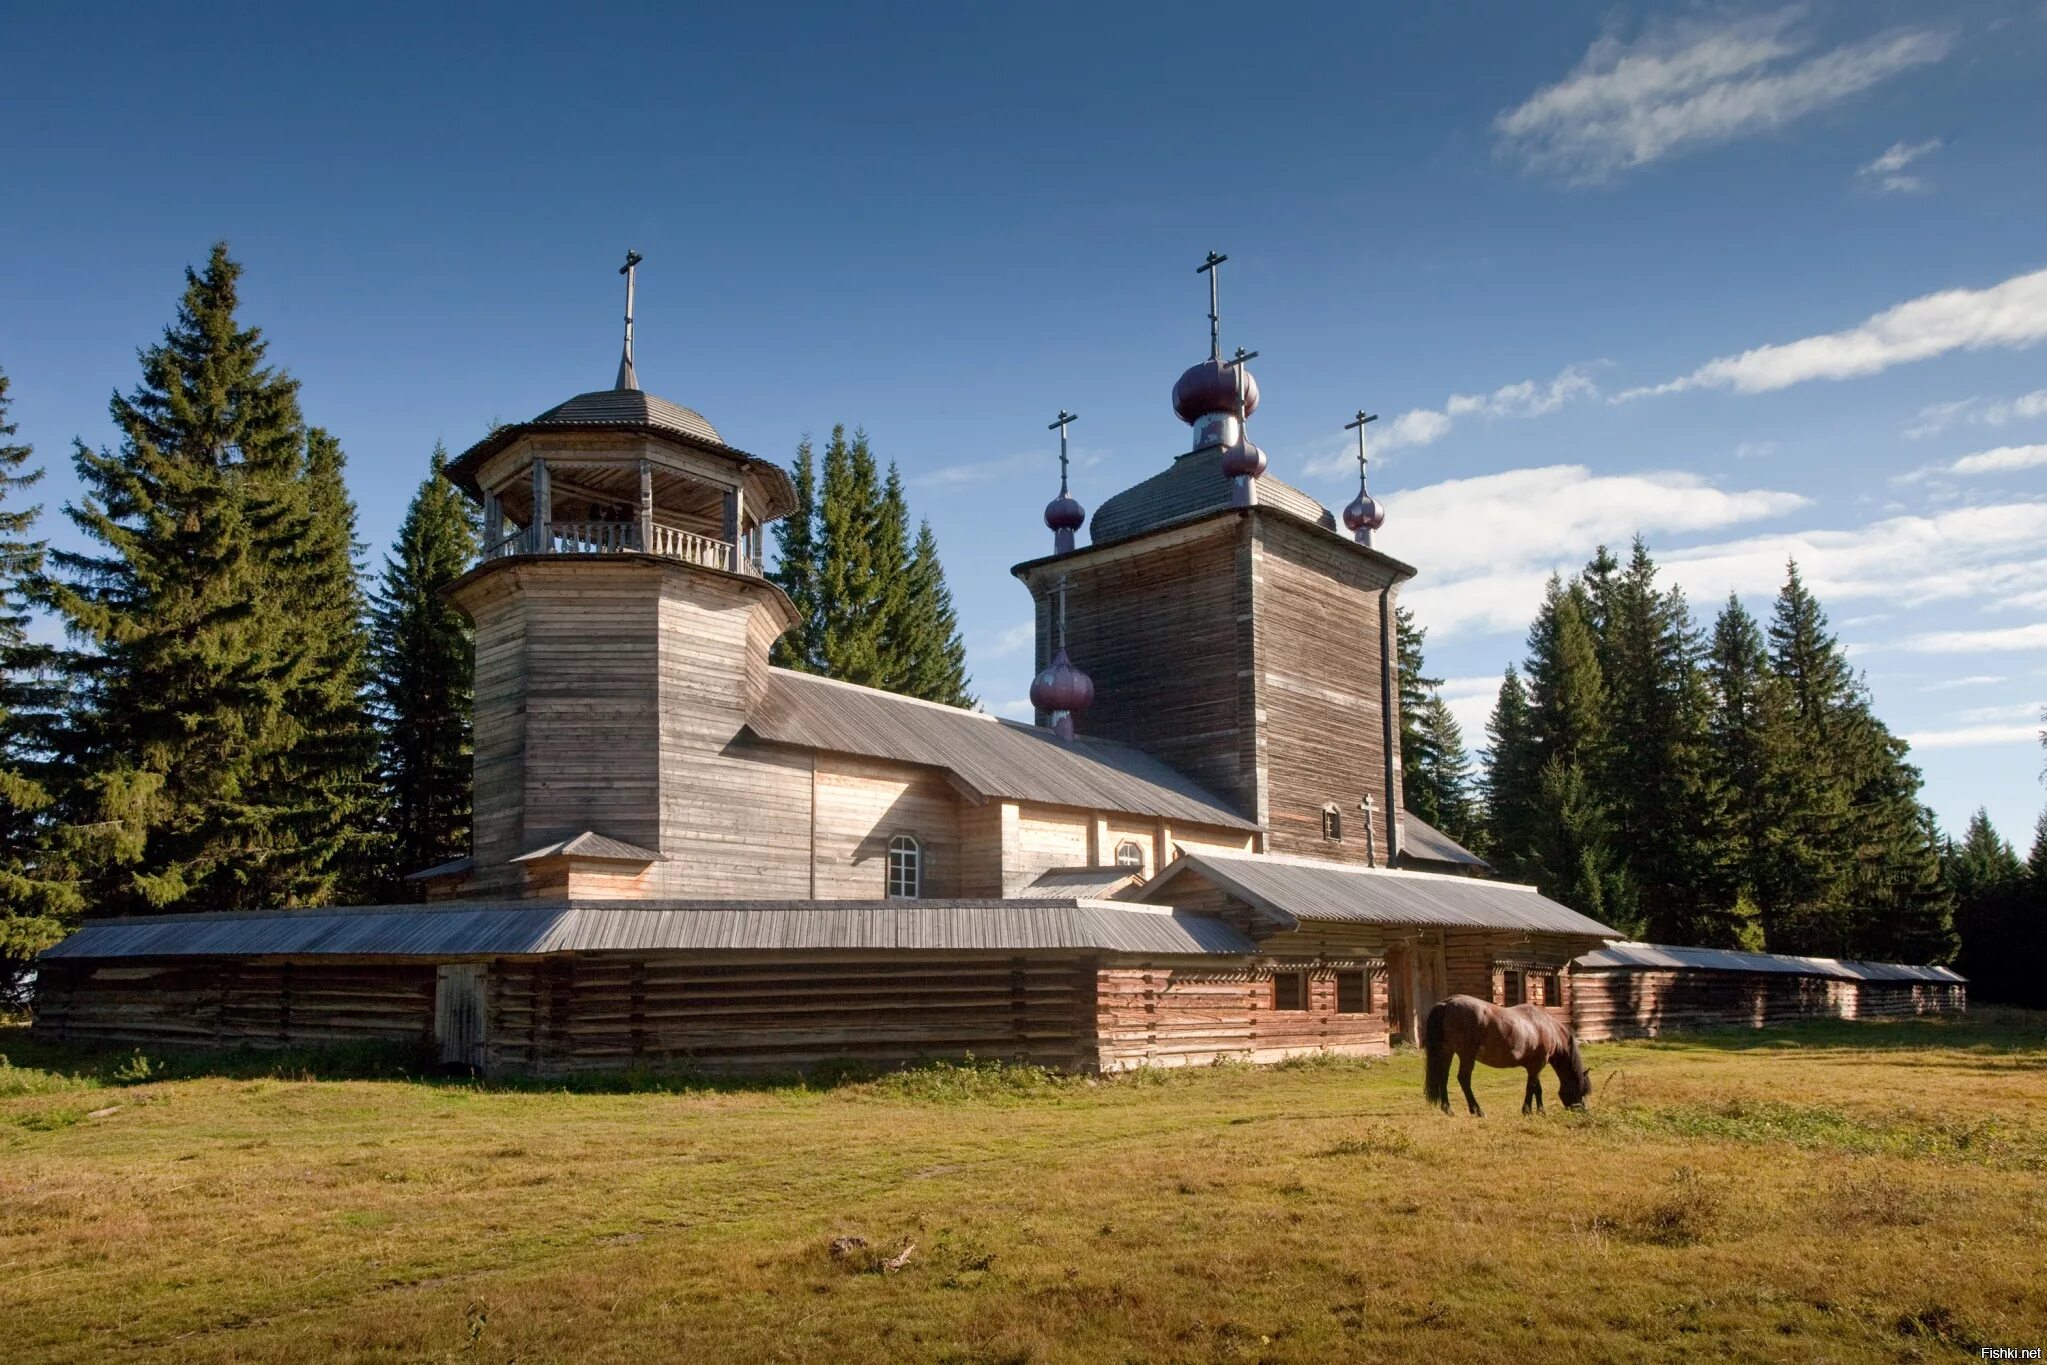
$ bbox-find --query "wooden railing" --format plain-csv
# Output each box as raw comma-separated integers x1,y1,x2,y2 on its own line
483,521,761,575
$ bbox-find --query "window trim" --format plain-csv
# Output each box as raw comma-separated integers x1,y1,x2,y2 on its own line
1272,970,1308,1012
1321,804,1343,841
1114,840,1144,870
1335,969,1368,1015
886,833,922,900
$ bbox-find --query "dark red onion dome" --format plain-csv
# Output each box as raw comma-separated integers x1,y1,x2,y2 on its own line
1029,648,1095,713
1172,356,1260,424
1044,493,1085,532
1220,437,1267,480
1343,492,1385,533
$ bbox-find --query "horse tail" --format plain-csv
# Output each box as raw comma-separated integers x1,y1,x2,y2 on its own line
1422,1000,1451,1107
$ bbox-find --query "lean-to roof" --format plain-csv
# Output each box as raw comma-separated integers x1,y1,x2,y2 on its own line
1574,941,1964,983
1399,812,1490,870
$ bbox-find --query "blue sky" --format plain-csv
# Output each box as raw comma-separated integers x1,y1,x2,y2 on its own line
3,2,2044,844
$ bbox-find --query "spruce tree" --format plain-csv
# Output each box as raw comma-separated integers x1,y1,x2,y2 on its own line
1411,693,1478,847
1396,605,1447,819
1483,665,1542,881
1763,561,1857,951
894,519,974,706
815,428,900,689
1949,808,2027,1002
769,435,821,671
0,368,82,999
42,244,353,914
368,444,478,889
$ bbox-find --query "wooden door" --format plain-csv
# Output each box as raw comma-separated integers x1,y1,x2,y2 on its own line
435,964,487,1071
1386,943,1418,1044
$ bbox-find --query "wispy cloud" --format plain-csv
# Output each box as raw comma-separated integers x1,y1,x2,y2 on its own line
916,449,1101,491
1855,137,1941,193
1900,722,2042,749
1895,442,2047,484
989,697,1035,722
1917,674,2007,691
1904,388,2047,439
1617,267,2047,400
1300,366,1599,476
1734,440,1779,460
978,622,1035,659
1494,11,1953,183
1898,622,2047,653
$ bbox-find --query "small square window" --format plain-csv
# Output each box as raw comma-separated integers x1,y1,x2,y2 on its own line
1321,805,1342,841
1540,971,1564,1007
1272,972,1307,1011
1336,971,1367,1015
1501,968,1526,1007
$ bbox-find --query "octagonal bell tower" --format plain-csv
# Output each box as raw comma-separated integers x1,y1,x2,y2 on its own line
438,255,806,900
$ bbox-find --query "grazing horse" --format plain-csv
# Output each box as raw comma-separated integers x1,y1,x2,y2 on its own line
1422,994,1590,1116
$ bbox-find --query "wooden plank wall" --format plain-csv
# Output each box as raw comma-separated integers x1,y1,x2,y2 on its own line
1570,968,1966,1041
811,753,963,899
484,952,1098,1074
29,961,437,1052
1249,517,1405,862
1095,962,1389,1069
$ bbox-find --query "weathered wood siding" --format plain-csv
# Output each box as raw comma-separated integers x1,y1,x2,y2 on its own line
811,754,963,899
1249,516,1405,862
29,961,436,1051
1095,962,1390,1069
1570,969,1966,1041
483,952,1096,1073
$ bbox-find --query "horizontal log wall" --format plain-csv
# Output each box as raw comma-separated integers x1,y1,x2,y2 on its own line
1570,968,1965,1041
30,961,437,1052
485,951,1098,1074
1095,962,1389,1070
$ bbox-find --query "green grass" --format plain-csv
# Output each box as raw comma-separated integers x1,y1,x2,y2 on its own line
3,1009,2044,1362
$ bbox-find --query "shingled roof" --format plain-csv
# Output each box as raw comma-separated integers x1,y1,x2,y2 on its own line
747,668,1258,831
1090,444,1335,544
1400,812,1491,871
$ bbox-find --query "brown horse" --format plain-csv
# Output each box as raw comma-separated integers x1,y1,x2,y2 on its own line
1422,994,1590,1116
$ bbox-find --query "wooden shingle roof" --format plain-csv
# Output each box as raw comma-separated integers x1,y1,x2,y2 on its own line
1090,445,1334,544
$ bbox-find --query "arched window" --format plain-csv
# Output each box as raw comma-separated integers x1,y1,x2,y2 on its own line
886,835,921,899
1115,840,1144,870
1322,804,1343,841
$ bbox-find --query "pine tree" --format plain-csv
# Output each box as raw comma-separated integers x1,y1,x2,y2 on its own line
41,244,351,914
769,436,821,671
1482,666,1541,881
1949,808,2027,1003
0,368,82,999
1411,693,1478,846
894,519,974,706
1523,575,1606,768
1763,561,1858,952
368,444,478,889
1396,605,1446,819
2031,809,2047,888
815,428,900,689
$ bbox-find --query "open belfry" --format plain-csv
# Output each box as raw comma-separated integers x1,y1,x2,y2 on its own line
33,254,1620,1073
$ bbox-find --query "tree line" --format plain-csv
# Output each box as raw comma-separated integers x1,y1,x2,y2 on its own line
1398,536,2047,999
0,245,969,999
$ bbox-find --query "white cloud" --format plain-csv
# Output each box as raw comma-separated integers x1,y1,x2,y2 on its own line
1917,674,2007,691
1494,12,1953,182
1301,367,1599,476
1855,137,1941,194
989,698,1036,721
1952,701,2045,724
917,448,1102,491
1900,722,2042,749
979,622,1036,659
1905,388,2047,438
1391,465,1807,636
1898,622,2047,653
1618,267,2047,399
1734,440,1778,459
1436,675,1509,750
1895,442,2047,484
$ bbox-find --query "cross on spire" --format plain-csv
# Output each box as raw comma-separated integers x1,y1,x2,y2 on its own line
1345,408,1379,491
1197,251,1227,358
1048,409,1078,494
615,249,643,392
1226,346,1259,420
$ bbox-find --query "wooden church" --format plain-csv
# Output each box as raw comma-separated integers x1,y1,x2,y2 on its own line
32,257,1619,1073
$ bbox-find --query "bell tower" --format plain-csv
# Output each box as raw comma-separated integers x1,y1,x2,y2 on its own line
1012,253,1415,864
439,254,808,899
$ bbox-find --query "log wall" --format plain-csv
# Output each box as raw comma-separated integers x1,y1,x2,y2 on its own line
1570,968,1966,1041
811,753,963,899
1095,961,1390,1069
29,961,437,1052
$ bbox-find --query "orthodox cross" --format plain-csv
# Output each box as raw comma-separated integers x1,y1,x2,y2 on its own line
1344,408,1379,492
1360,793,1379,867
1197,251,1227,357
1227,346,1259,419
615,249,644,391
1048,409,1079,495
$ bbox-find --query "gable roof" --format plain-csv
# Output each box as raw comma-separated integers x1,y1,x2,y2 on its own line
1399,812,1491,871
746,668,1257,830
40,899,1256,961
1137,848,1621,938
1575,941,1964,984
1090,445,1333,544
1029,866,1144,900
513,831,666,864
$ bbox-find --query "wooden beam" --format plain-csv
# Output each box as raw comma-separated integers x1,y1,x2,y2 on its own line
531,459,551,550
638,459,655,553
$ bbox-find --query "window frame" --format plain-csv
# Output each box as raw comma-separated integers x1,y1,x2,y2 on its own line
1272,971,1308,1012
1335,969,1368,1015
1500,967,1527,1007
1114,840,1144,870
886,834,922,900
1540,970,1565,1008
1321,804,1343,841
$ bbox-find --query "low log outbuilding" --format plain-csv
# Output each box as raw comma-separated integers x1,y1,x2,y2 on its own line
1568,943,1966,1040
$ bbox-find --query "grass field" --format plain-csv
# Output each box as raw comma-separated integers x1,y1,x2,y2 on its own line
4,1011,2044,1363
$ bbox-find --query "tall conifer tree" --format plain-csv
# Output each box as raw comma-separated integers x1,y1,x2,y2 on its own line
368,444,478,889
894,519,974,706
43,244,361,914
815,428,899,688
769,436,821,671
0,368,82,998
1948,808,2028,1003
1483,665,1541,880
1396,605,1445,816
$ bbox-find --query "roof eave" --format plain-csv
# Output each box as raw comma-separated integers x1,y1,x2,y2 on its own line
1010,504,1419,582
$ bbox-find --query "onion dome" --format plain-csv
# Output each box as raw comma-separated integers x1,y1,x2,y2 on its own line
1044,493,1085,532
1172,356,1260,425
1030,648,1095,714
1220,437,1268,480
1343,491,1386,535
